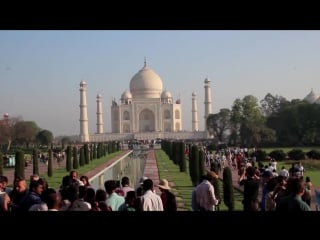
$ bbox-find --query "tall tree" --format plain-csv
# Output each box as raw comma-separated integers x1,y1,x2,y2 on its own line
0,152,3,176
230,95,269,146
36,130,53,147
61,136,71,150
211,108,231,142
14,150,25,179
32,148,39,175
47,148,53,177
260,93,288,117
14,121,40,147
0,116,22,151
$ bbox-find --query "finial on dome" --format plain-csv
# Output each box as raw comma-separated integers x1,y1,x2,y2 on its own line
144,56,147,67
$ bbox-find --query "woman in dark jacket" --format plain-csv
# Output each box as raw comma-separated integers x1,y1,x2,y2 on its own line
157,179,177,212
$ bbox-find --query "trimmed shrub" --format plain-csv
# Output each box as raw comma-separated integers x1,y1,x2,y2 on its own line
14,150,25,179
189,145,199,186
48,148,53,177
223,167,234,211
288,149,305,161
179,142,187,172
306,149,320,160
66,146,72,172
32,148,39,175
0,152,3,176
84,144,90,164
269,149,286,161
73,146,79,169
210,161,219,174
254,149,267,162
79,147,85,166
198,149,205,179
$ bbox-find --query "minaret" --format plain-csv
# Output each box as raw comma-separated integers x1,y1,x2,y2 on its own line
79,80,89,142
191,92,199,131
96,94,104,134
204,77,212,131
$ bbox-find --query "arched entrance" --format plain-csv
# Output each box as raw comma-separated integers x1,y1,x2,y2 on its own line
139,109,155,132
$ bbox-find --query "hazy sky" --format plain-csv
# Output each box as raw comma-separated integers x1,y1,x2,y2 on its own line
1,30,319,137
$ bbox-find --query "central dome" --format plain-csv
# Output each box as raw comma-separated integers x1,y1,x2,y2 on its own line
129,63,163,99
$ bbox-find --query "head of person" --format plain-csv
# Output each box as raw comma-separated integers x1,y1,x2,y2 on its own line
104,180,117,195
0,176,7,192
30,174,40,182
245,166,255,178
142,179,153,192
80,175,90,187
69,170,78,182
29,178,45,195
121,176,130,187
205,171,218,184
15,177,27,193
157,179,171,192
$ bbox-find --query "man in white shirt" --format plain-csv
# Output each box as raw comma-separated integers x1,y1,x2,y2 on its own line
141,179,163,211
195,171,220,211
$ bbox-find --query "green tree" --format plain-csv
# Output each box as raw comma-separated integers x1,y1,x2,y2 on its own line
260,93,288,117
0,116,22,151
32,148,39,175
179,142,186,172
73,146,79,169
84,144,90,164
211,108,231,142
66,146,72,172
230,95,274,147
14,121,40,147
14,150,25,179
36,130,53,147
61,136,71,150
189,145,199,186
0,152,3,176
222,167,234,211
79,147,85,166
48,148,53,177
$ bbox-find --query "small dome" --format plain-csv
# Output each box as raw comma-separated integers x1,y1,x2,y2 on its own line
176,99,181,104
192,91,196,97
97,94,102,98
121,90,132,100
304,89,319,103
204,78,210,84
129,63,163,98
161,90,172,99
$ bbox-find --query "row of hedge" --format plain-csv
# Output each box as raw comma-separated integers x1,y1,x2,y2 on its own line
254,149,320,161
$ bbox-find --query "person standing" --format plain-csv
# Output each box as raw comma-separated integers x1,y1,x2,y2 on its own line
195,171,219,211
157,179,177,212
140,179,163,211
239,166,260,211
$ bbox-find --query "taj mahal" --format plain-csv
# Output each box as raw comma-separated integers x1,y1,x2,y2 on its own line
78,60,213,143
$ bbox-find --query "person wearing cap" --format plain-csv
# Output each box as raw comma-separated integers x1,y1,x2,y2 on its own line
195,171,219,211
157,179,177,212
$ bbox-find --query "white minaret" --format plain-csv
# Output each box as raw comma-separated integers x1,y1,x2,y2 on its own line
79,80,89,142
96,94,104,134
191,91,199,132
204,77,212,131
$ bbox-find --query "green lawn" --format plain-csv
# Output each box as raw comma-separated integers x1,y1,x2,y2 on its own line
261,160,320,186
39,151,123,189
